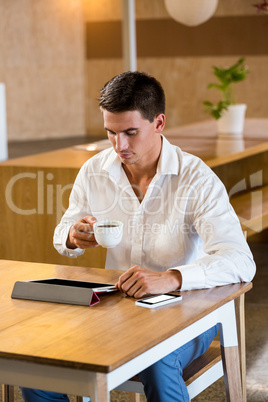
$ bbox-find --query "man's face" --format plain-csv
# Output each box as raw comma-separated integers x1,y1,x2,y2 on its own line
103,110,165,167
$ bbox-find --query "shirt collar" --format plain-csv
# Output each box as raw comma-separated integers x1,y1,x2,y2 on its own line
102,147,124,183
102,134,180,182
157,134,179,177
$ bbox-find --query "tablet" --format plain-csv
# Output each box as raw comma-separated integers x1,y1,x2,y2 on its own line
11,278,118,306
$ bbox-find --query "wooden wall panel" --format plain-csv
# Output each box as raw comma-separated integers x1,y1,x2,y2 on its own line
84,0,268,136
1,0,267,141
86,22,122,59
0,0,86,141
86,16,268,59
85,56,268,134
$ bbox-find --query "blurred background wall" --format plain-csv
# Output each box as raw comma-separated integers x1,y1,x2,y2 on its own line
0,0,267,141
0,0,85,141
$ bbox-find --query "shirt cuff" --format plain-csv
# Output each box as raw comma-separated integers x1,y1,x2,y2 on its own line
64,247,85,258
169,263,206,291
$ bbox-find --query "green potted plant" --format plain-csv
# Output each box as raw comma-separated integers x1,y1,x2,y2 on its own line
203,58,249,135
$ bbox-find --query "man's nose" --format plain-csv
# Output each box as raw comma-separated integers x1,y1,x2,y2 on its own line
115,134,128,151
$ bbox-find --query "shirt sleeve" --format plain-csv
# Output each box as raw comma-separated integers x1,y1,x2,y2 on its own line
53,163,90,258
170,174,256,291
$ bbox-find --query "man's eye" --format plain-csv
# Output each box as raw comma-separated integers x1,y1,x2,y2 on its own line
126,131,137,136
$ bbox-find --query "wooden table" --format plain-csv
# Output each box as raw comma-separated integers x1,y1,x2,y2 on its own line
164,118,268,160
0,147,106,267
0,118,267,267
0,260,252,401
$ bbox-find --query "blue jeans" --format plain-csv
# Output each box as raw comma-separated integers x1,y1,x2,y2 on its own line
20,324,219,402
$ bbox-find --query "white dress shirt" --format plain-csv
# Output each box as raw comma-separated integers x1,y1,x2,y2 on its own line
53,135,255,291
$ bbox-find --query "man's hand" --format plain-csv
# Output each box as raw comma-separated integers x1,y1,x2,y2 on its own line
115,266,182,299
66,216,99,249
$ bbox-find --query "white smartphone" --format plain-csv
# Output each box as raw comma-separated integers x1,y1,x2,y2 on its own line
135,293,182,309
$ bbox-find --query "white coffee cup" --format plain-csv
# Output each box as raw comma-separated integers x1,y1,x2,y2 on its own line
93,220,124,248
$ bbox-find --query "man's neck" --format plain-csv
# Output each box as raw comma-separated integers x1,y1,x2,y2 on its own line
124,135,162,181
123,162,156,183
122,141,162,202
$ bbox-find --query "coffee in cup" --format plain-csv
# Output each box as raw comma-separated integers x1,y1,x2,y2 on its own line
93,220,123,248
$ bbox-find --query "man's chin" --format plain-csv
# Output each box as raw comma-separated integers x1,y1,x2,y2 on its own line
118,154,136,163
121,158,135,165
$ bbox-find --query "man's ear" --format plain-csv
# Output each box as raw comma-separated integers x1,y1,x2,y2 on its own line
155,113,166,133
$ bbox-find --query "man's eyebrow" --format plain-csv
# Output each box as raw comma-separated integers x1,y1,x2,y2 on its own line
104,127,115,133
104,127,138,133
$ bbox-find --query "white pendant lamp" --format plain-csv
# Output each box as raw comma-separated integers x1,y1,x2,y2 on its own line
164,0,218,27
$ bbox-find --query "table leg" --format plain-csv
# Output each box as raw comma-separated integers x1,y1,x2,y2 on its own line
221,345,243,402
219,301,243,402
129,394,141,402
2,385,14,402
95,373,110,402
76,374,109,402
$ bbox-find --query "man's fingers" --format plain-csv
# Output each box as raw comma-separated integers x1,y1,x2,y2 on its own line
66,216,99,250
117,268,147,296
119,277,147,298
118,266,143,284
75,222,92,234
69,222,98,248
117,268,139,291
81,216,97,226
75,239,99,249
74,227,94,239
73,216,98,236
71,228,98,248
127,283,145,298
117,272,132,290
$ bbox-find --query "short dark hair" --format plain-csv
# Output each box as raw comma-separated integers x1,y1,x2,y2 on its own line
98,71,165,122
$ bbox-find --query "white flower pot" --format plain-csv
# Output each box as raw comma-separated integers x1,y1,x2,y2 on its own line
217,104,247,136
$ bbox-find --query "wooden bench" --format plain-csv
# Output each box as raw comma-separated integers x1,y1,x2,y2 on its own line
164,118,268,240
206,143,268,239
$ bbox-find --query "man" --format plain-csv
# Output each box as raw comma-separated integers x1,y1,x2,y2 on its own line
21,72,255,402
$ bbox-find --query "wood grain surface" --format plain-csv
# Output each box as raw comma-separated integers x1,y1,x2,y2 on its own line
0,260,252,373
